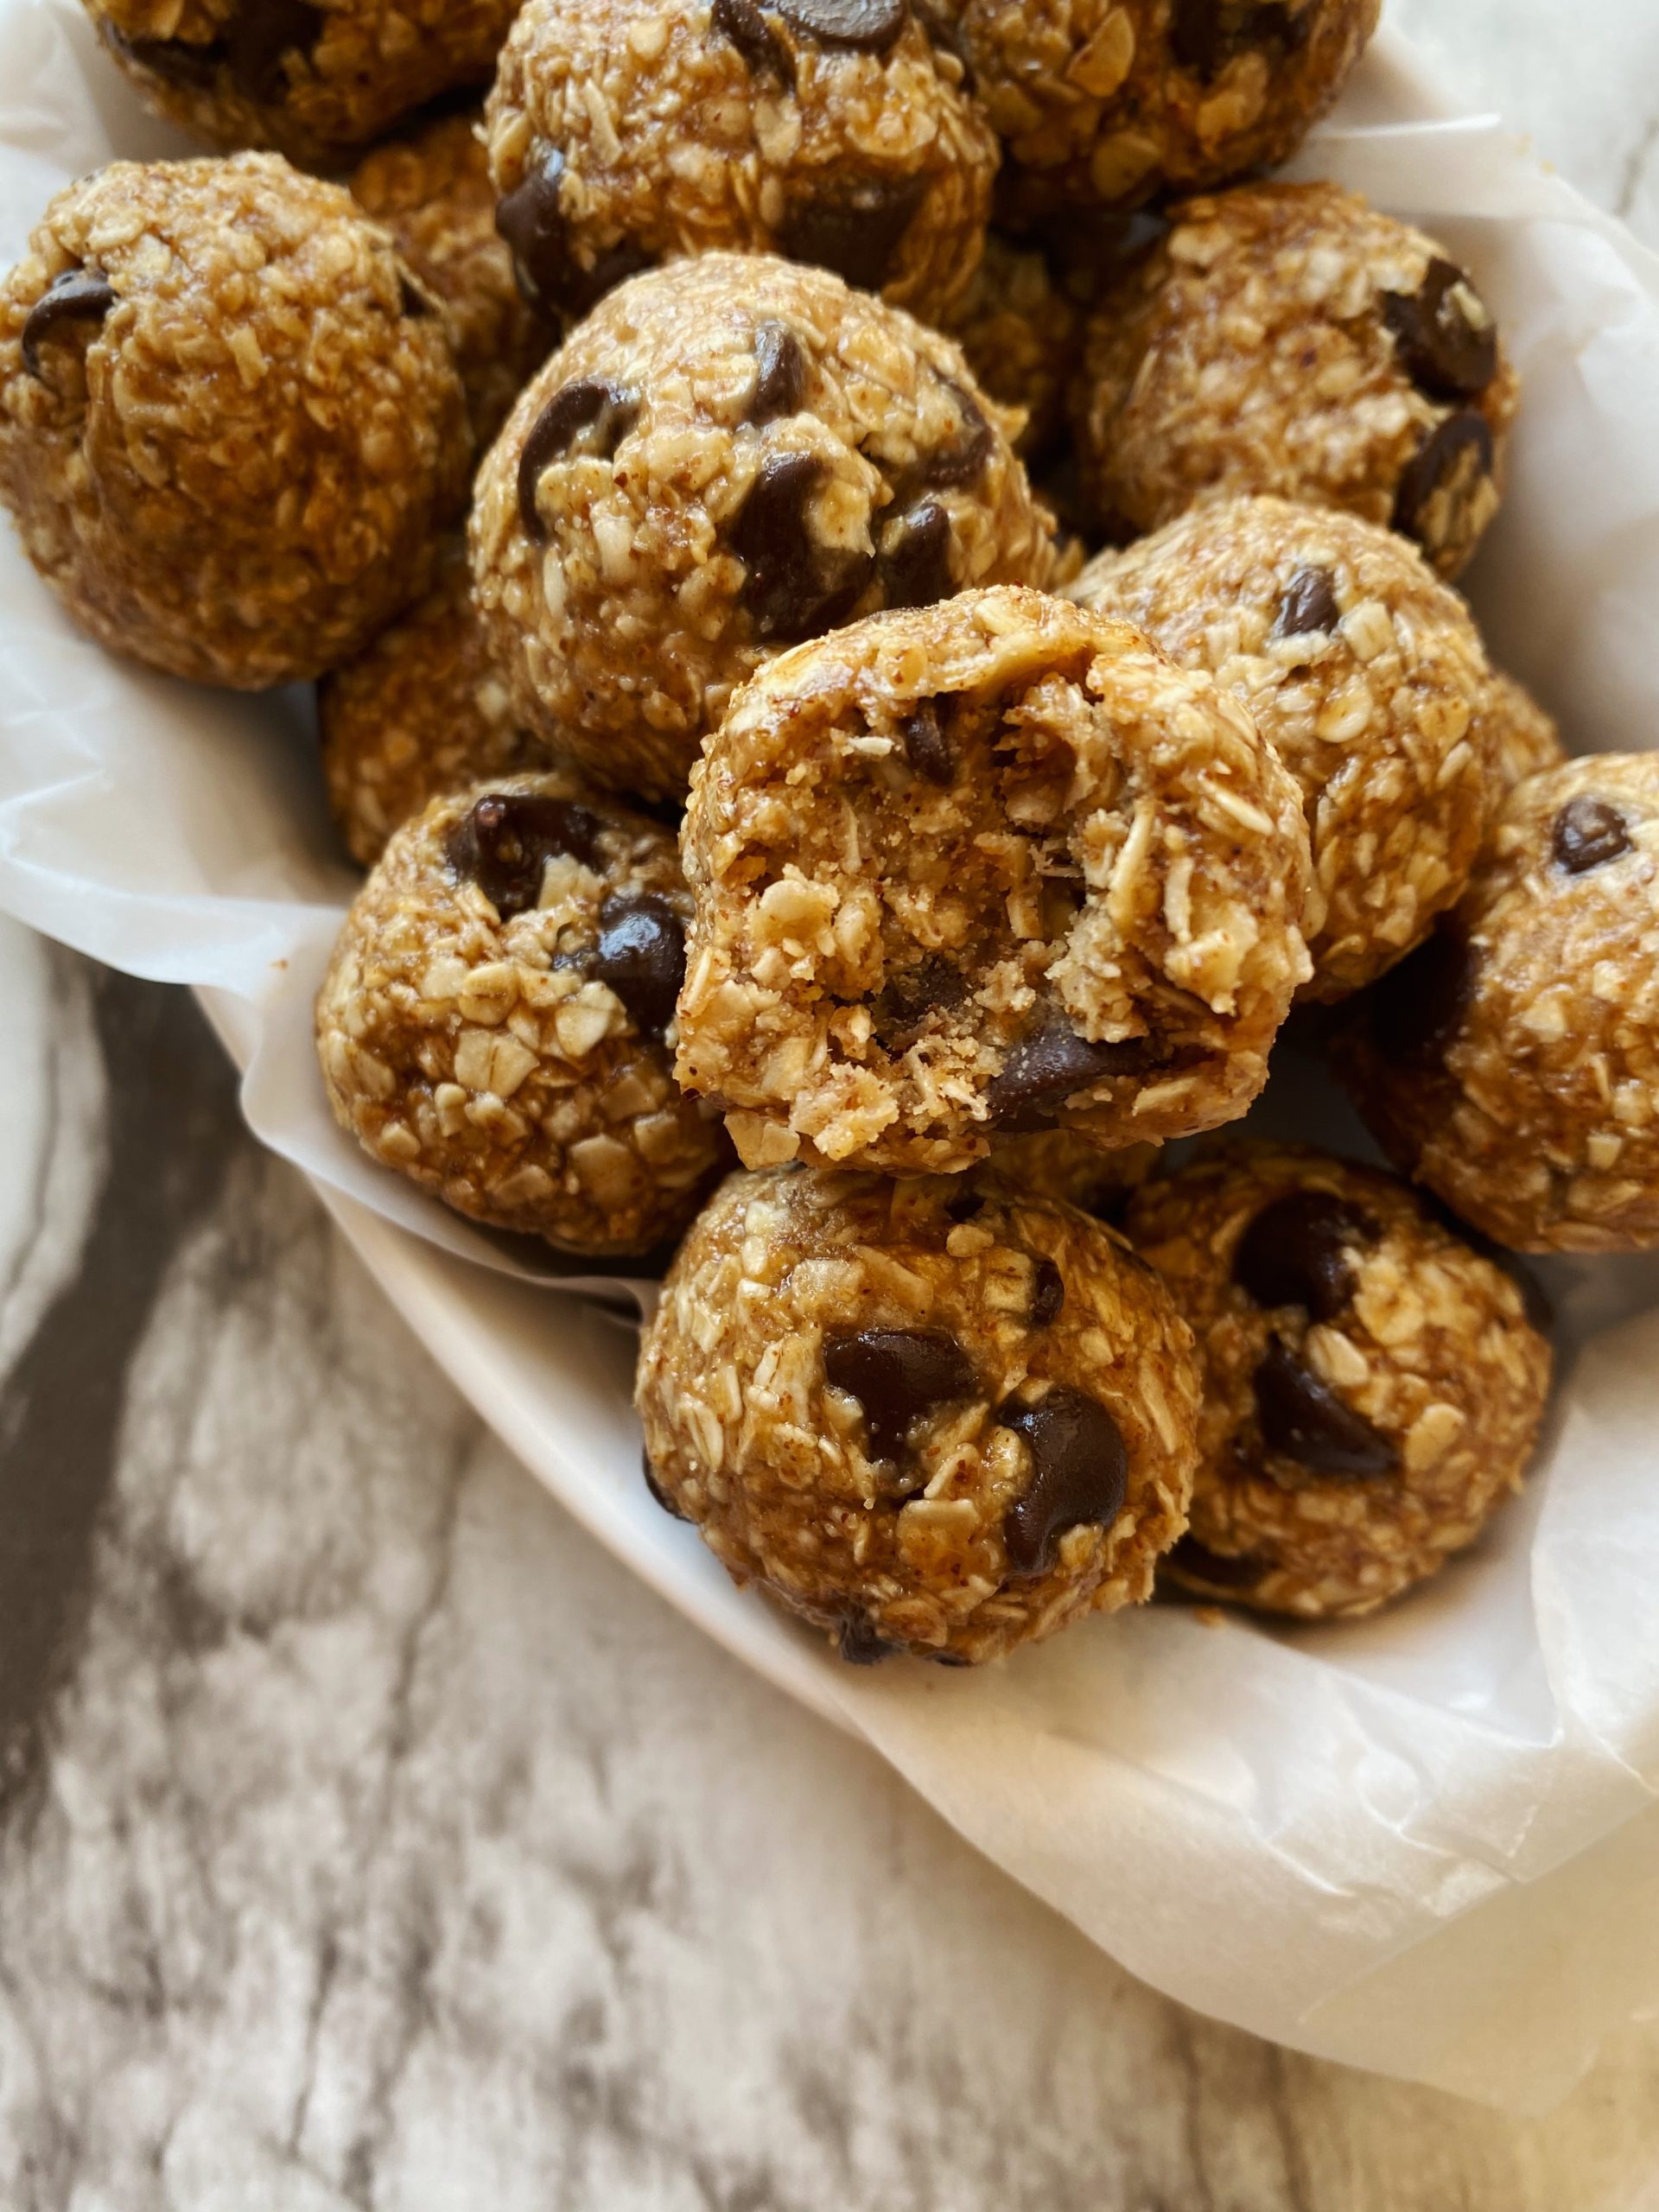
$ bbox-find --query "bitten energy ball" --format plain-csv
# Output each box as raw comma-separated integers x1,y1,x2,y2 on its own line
918,0,1378,218
636,1165,1200,1664
1074,497,1495,1000
317,771,727,1255
1127,1145,1551,1619
0,155,470,689
86,0,519,165
321,550,551,868
677,587,1314,1173
471,253,1054,802
349,111,556,450
940,232,1081,460
1335,755,1659,1254
485,0,997,327
1073,182,1519,578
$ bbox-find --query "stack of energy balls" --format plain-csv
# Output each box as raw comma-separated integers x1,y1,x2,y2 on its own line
10,0,1646,1671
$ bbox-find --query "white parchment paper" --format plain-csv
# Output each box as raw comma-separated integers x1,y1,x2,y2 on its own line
3,0,1659,2108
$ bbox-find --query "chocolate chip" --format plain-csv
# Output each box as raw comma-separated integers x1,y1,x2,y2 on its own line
871,955,968,1047
102,22,222,86
447,791,605,918
1253,1338,1398,1478
822,1327,977,1465
837,1611,899,1664
881,499,955,609
1166,1535,1268,1592
398,274,434,319
1390,409,1494,552
779,173,930,294
21,267,116,386
922,382,992,490
517,377,639,540
777,0,909,49
593,893,686,1040
497,147,571,309
226,0,323,100
1382,257,1497,401
999,1387,1128,1577
900,698,954,785
711,0,793,79
641,1448,690,1521
1169,0,1309,78
748,320,807,423
1552,796,1631,875
1369,924,1474,1069
732,451,872,640
1233,1188,1375,1324
1271,565,1340,640
1029,1257,1065,1328
986,1020,1160,1130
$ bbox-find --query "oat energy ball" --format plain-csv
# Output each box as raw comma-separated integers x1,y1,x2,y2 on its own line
1074,498,1494,1000
349,112,556,450
471,253,1054,803
86,0,519,165
918,0,1378,218
317,771,726,1255
485,0,997,327
940,232,1081,460
636,1165,1200,1663
1073,183,1519,579
990,1128,1158,1215
1335,755,1659,1254
0,155,470,690
677,587,1314,1173
321,550,553,868
1127,1145,1551,1619
1483,669,1566,804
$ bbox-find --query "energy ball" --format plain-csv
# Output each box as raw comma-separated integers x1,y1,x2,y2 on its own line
1334,754,1659,1254
636,1164,1201,1664
1483,668,1566,804
677,587,1315,1173
471,252,1054,803
0,154,470,690
485,0,997,328
1073,182,1519,579
317,770,727,1255
918,0,1379,219
1126,1144,1551,1619
990,1128,1158,1215
86,0,519,166
1073,496,1495,1001
940,232,1082,460
321,549,553,868
349,111,556,450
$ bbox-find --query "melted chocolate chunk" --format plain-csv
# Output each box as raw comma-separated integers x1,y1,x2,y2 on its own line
999,1387,1128,1577
1166,1535,1268,1592
900,697,955,785
593,893,687,1040
517,377,639,539
748,319,807,422
225,0,324,103
822,1327,977,1465
641,1448,690,1521
881,498,955,608
712,0,793,79
778,0,909,49
779,173,929,294
447,791,604,918
1029,1257,1065,1329
732,451,872,640
1253,1338,1398,1478
1390,409,1494,551
837,1611,900,1664
1368,925,1474,1069
986,1020,1160,1130
1169,0,1309,79
103,23,223,89
21,267,116,385
1552,795,1631,875
1271,565,1340,640
922,381,993,490
1234,1188,1375,1324
1381,257,1497,401
871,955,968,1047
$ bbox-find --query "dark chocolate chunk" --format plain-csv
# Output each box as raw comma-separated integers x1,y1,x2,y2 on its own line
837,1611,899,1664
497,147,572,308
1552,795,1631,875
593,892,687,1040
1166,1535,1268,1592
712,0,793,79
748,319,807,422
1169,0,1309,79
900,697,955,785
21,267,116,386
732,451,873,640
1271,565,1340,640
987,1020,1160,1130
103,22,224,89
1233,1188,1375,1324
1390,409,1494,551
999,1387,1128,1577
1382,257,1497,401
1029,1257,1065,1328
779,173,929,294
777,0,908,50
517,377,639,540
447,791,605,918
1253,1338,1398,1478
1368,924,1474,1069
822,1327,977,1464
871,954,968,1047
641,1448,690,1521
225,0,324,103
922,381,993,490
880,498,955,608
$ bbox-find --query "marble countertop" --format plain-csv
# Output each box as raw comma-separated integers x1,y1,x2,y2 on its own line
6,3,1659,2204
